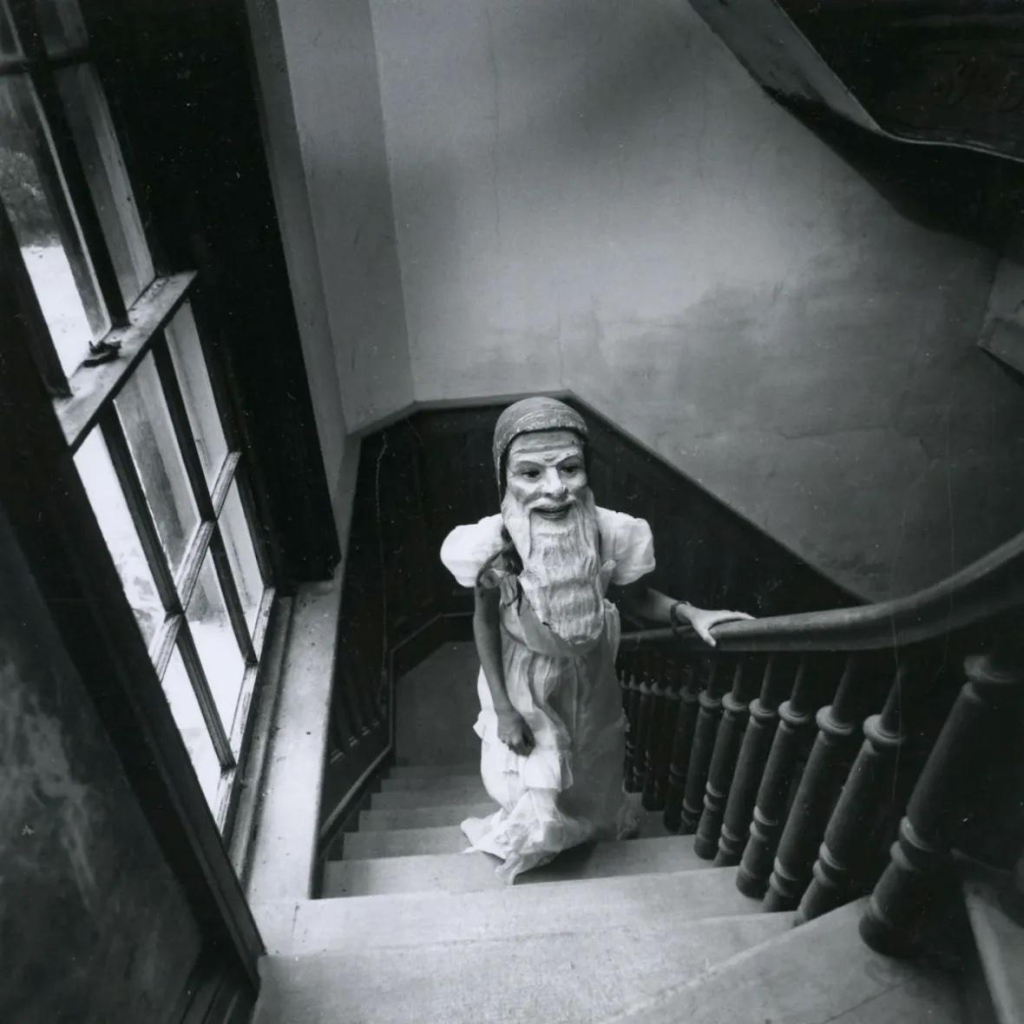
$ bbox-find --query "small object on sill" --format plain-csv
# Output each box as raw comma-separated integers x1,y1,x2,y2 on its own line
83,338,123,367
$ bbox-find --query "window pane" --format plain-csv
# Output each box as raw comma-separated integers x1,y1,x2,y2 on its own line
166,301,228,487
56,64,154,307
0,0,21,58
74,430,164,644
162,644,222,810
115,352,199,573
35,0,88,55
0,75,109,375
220,482,263,636
187,552,245,736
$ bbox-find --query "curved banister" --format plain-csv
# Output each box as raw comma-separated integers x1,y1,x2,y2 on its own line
620,529,1024,654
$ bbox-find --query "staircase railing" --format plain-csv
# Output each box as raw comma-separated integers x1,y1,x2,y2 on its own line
618,529,1024,956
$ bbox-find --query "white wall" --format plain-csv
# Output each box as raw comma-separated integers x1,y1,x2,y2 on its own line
368,0,1024,600
247,0,413,543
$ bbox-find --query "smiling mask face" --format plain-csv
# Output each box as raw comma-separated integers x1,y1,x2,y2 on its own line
500,431,604,646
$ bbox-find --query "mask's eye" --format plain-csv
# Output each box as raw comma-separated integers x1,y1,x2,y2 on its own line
521,468,541,480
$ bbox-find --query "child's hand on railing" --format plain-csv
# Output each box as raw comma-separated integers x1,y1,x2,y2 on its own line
673,603,754,647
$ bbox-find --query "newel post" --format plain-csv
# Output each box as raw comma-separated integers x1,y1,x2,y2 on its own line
859,651,1024,956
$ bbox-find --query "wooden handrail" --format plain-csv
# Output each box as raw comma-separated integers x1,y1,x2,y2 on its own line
620,530,1024,654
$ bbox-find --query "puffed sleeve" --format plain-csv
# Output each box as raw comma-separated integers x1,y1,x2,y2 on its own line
598,508,656,585
439,514,505,588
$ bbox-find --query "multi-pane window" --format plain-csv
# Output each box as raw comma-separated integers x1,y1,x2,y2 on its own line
1,0,274,829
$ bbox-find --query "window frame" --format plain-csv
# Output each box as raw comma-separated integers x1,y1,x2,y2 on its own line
0,196,264,991
1,0,278,838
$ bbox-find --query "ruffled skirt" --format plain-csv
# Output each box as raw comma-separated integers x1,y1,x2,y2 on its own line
461,603,639,882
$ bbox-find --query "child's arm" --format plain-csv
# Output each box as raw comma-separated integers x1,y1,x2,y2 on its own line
473,583,535,755
613,580,752,648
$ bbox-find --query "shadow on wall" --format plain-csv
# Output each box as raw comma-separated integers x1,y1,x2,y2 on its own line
785,101,1021,250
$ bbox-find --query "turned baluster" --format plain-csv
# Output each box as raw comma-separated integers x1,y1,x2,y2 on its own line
679,657,728,833
621,668,641,788
796,660,913,924
765,655,871,911
737,656,828,898
657,687,683,806
643,676,672,810
353,642,380,734
860,651,1024,956
339,656,370,738
662,660,702,832
646,656,682,809
631,656,656,793
640,649,668,806
714,655,791,865
694,657,756,859
329,662,361,750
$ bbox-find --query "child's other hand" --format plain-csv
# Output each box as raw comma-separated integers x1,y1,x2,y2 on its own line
496,708,535,756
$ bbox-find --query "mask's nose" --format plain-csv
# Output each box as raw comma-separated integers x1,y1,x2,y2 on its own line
542,468,568,501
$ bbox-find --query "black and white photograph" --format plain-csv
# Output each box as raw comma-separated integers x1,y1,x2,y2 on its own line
2,1,1023,1022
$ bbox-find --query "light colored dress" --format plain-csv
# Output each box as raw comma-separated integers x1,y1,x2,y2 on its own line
440,507,655,882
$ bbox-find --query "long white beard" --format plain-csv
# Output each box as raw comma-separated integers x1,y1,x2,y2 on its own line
501,487,605,647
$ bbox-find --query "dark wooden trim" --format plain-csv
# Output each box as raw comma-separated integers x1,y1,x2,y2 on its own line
55,272,196,449
621,526,1024,655
177,618,235,771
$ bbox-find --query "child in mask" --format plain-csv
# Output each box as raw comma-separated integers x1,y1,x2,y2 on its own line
440,397,751,882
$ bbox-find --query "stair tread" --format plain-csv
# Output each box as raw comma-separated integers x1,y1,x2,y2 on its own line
268,866,765,955
324,836,708,897
963,869,1024,1024
358,801,496,831
343,812,672,860
388,761,478,779
370,785,489,809
254,910,791,1024
380,773,482,792
604,899,964,1024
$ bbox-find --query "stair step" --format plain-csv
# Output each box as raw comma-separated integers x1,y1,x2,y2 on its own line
271,866,766,954
963,869,1024,1024
324,836,707,897
603,899,963,1024
369,785,488,809
358,801,496,832
344,825,471,859
386,761,478,781
380,773,481,792
344,811,672,860
255,910,791,1023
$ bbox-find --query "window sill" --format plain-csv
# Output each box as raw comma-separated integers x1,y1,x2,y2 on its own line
228,569,342,920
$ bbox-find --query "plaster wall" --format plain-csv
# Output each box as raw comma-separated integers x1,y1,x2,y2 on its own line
369,0,1024,600
247,0,412,541
0,509,202,1024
